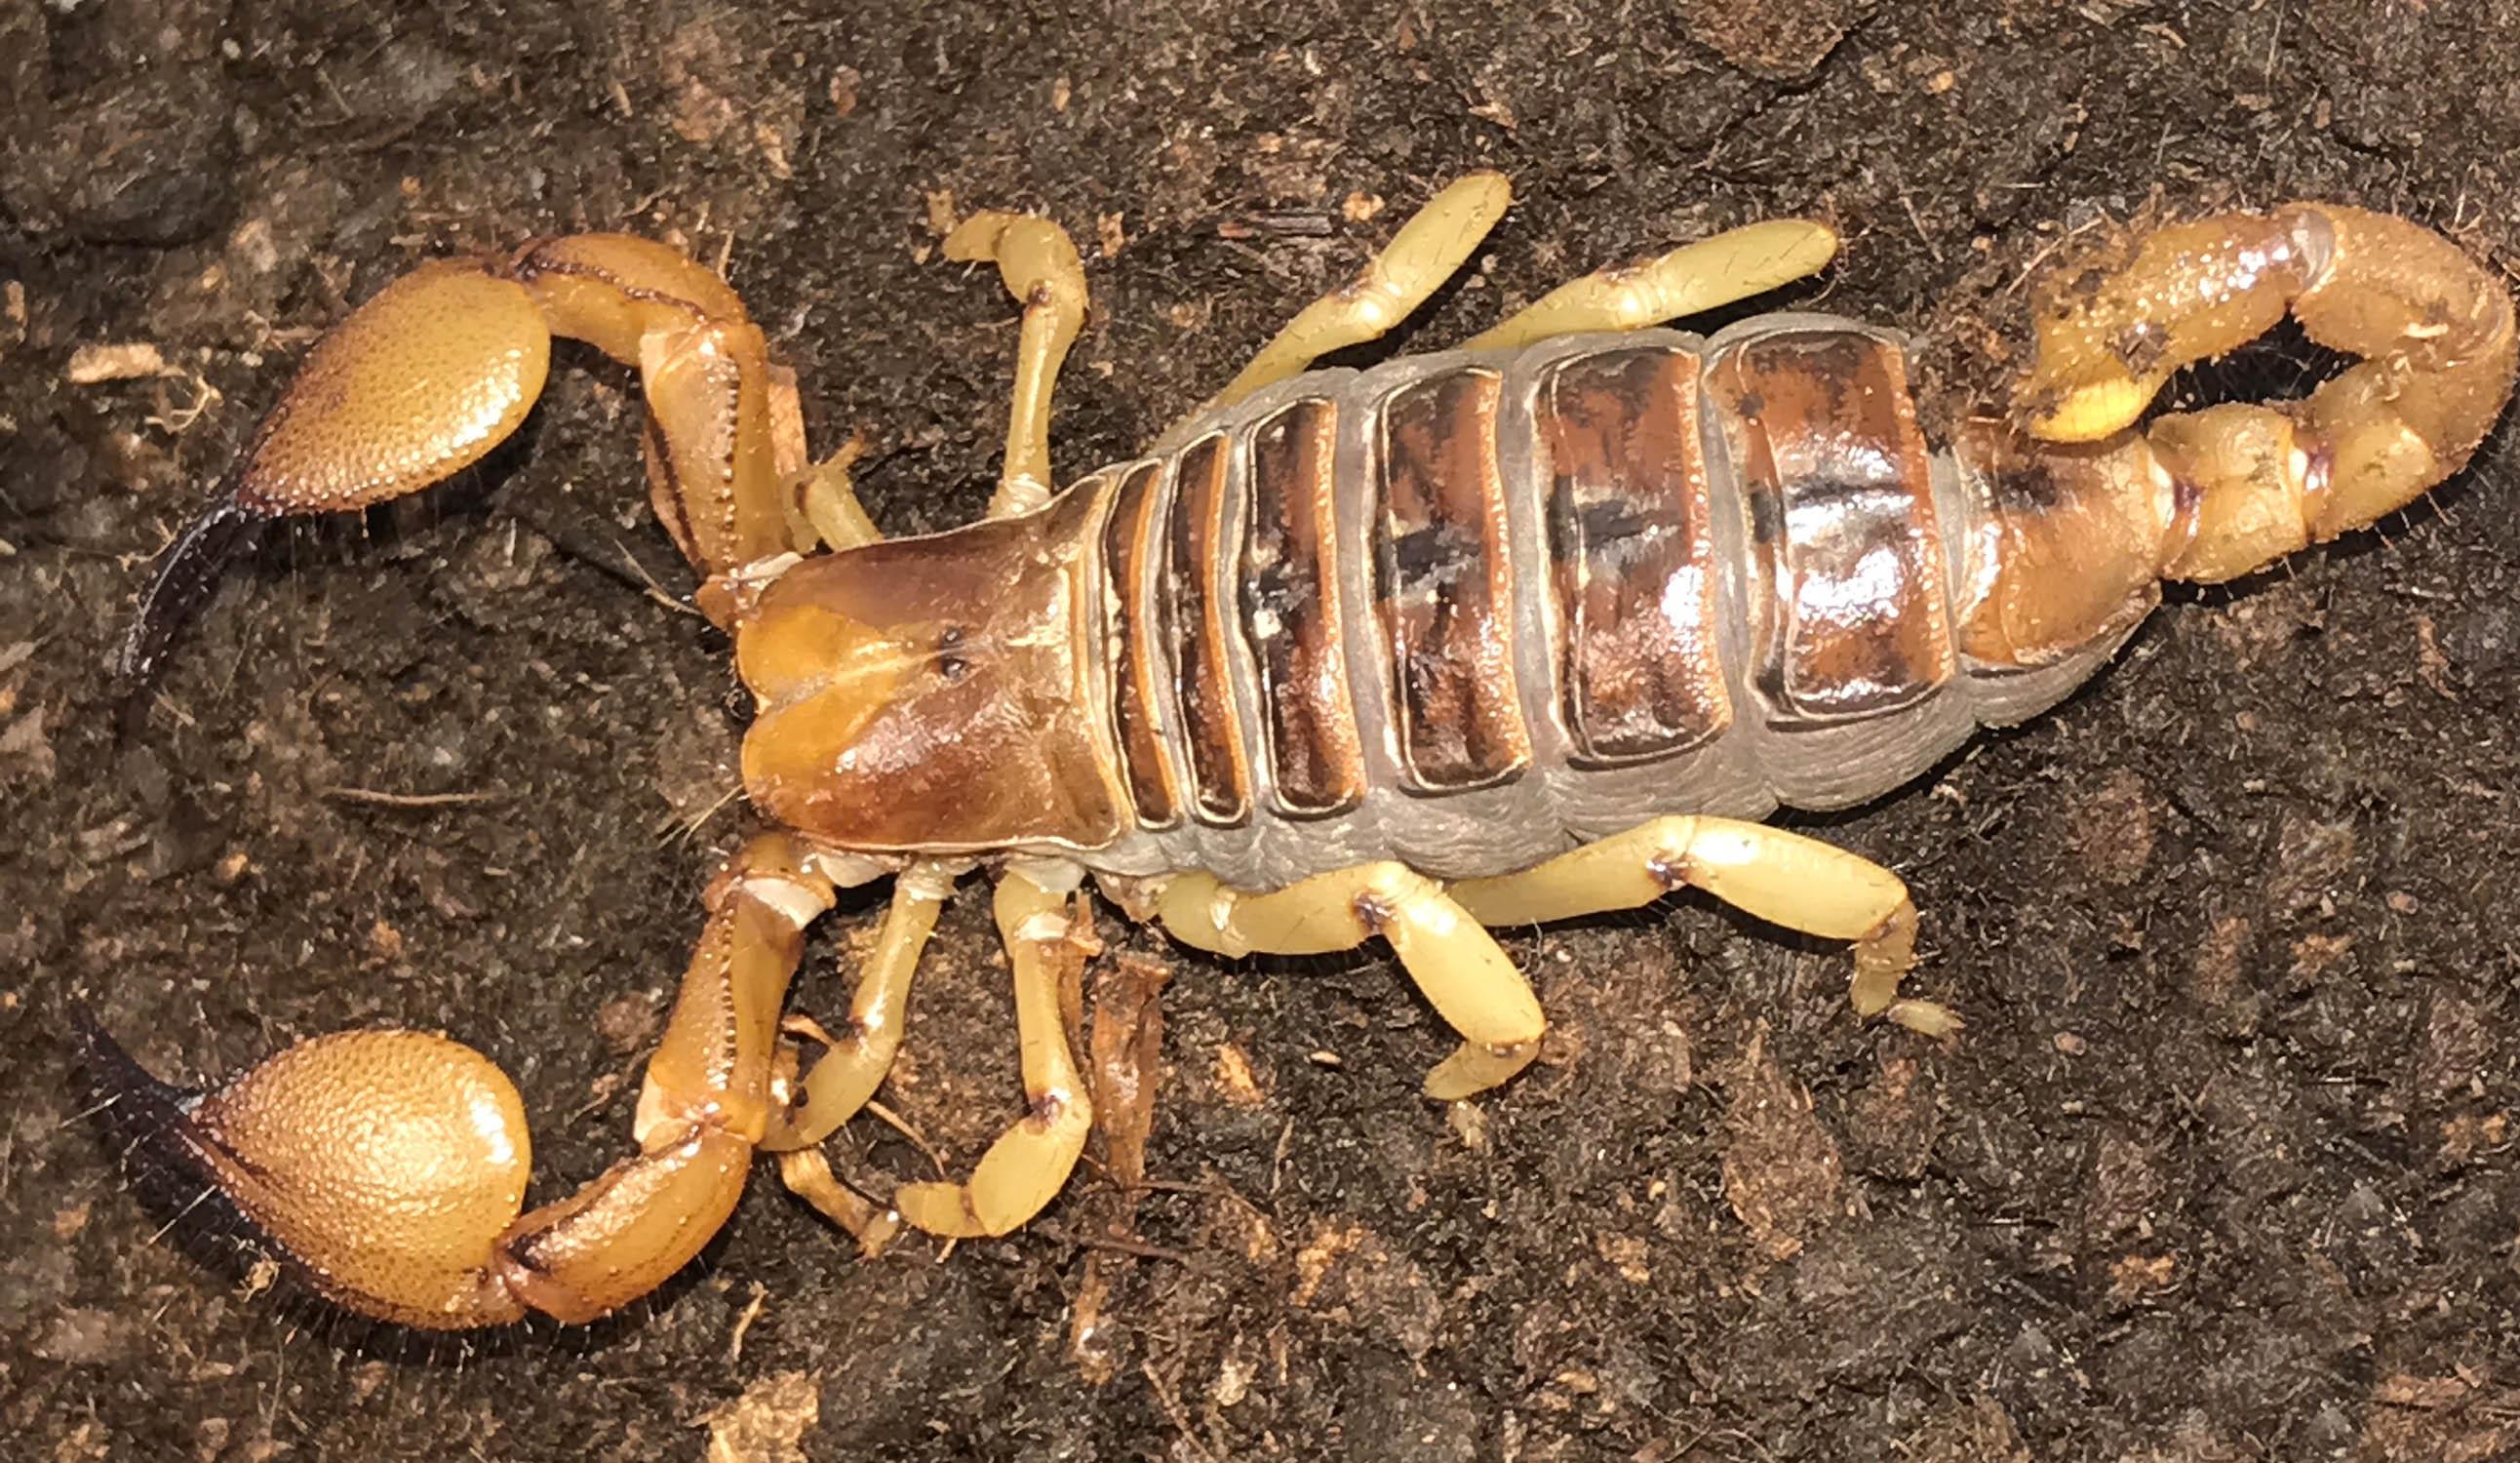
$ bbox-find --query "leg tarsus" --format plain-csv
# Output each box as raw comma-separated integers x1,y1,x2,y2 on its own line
892,869,1097,1238
1448,815,1958,1037
1425,1038,1542,1101
1460,217,1839,352
1189,172,1513,425
776,1147,903,1257
1157,861,1547,1099
944,212,1089,520
759,862,952,1152
764,363,882,552
795,429,882,551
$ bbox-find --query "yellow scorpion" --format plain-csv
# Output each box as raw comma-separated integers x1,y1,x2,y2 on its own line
103,176,2514,1327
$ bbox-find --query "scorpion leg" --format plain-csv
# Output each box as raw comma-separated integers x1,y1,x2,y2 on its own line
891,869,1098,1238
757,861,956,1152
768,363,882,551
1185,171,1515,426
944,212,1090,520
1449,816,1959,1038
774,1147,902,1256
95,834,838,1328
1156,863,1548,1100
1459,218,1839,353
2017,204,2516,582
123,235,813,682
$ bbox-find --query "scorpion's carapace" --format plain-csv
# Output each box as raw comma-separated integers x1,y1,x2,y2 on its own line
104,175,2514,1327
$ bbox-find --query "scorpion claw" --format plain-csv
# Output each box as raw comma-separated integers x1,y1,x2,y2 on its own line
100,1028,538,1329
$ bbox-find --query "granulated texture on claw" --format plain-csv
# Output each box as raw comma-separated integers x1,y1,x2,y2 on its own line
177,1030,534,1329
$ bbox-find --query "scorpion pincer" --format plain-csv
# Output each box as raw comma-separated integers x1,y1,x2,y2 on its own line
98,175,2514,1328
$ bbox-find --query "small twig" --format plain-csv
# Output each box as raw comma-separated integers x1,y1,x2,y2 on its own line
1140,1359,1225,1463
657,781,745,847
725,1281,768,1364
616,537,706,620
1032,1223,1195,1265
1126,1171,1272,1221
320,785,512,809
862,1098,948,1177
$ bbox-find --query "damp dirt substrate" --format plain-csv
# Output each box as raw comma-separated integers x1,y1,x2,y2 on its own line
5,2,2520,1458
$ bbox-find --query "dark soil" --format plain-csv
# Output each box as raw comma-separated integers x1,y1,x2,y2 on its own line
7,2,2520,1459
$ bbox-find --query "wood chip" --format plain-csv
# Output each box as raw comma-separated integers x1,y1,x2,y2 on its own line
1088,950,1173,1192
1720,1023,1842,1262
66,343,171,384
699,1370,819,1463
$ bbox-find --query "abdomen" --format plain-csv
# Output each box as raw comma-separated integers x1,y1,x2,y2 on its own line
1077,315,2146,887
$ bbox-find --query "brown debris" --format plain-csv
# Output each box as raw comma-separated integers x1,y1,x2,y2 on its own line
1899,1396,2033,1462
2104,1252,2177,1304
2267,813,2356,918
2186,913,2263,1036
1087,950,1174,1181
2080,1130,2165,1246
1843,1052,1943,1180
2419,992,2492,1101
2065,767,2156,887
1676,0,1873,80
1290,1222,1368,1308
2361,1370,2515,1463
65,342,170,383
698,1370,820,1463
661,20,740,145
1212,1041,1267,1106
1067,947,1173,1384
2436,1110,2509,1170
1720,1023,1844,1262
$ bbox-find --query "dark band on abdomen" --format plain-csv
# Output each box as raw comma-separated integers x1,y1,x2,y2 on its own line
1164,434,1252,825
1704,328,1955,721
1535,344,1731,763
1374,368,1530,791
1100,461,1183,827
1243,398,1364,816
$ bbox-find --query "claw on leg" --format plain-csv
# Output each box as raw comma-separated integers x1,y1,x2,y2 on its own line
1189,171,1514,426
1450,814,1959,1038
892,870,1096,1239
96,833,839,1328
118,260,554,684
944,212,1089,520
1157,862,1546,1100
125,232,815,687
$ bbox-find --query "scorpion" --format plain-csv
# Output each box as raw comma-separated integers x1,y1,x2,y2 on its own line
97,174,2514,1329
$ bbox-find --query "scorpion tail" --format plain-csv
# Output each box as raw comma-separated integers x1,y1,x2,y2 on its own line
2016,204,2516,583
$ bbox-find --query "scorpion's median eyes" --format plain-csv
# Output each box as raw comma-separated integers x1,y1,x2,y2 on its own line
936,625,970,683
